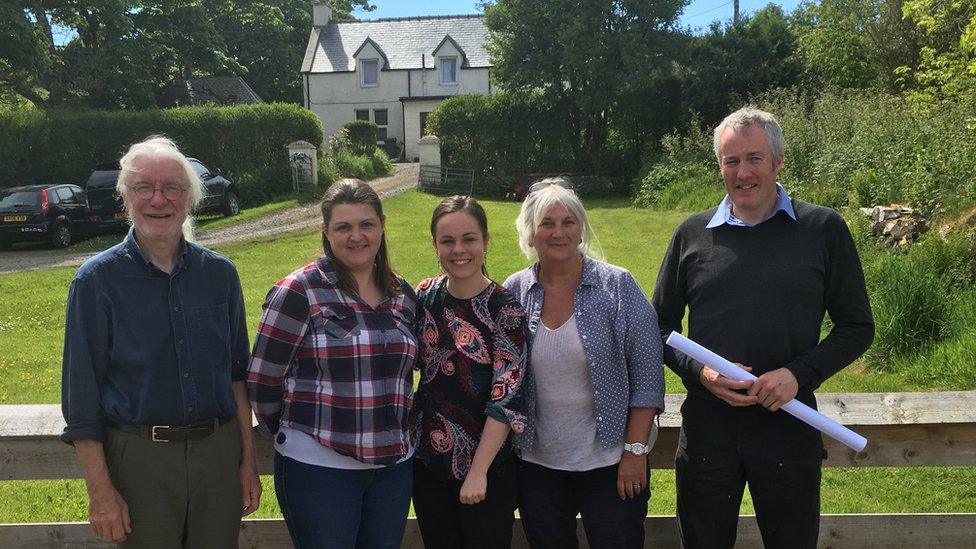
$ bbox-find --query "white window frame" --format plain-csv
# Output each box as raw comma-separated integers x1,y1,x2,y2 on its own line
438,56,458,86
360,58,379,87
373,109,389,143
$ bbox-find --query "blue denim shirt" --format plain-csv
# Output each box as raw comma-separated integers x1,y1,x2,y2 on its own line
504,257,665,451
61,229,249,444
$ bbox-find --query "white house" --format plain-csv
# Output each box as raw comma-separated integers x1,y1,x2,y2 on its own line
300,1,494,161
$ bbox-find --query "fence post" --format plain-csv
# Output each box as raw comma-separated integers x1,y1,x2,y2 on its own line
286,140,318,191
418,135,441,169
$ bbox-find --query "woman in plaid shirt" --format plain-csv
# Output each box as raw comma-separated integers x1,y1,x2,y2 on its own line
247,179,418,549
412,195,528,549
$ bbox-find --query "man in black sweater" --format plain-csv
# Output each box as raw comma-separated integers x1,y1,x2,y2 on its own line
652,107,874,549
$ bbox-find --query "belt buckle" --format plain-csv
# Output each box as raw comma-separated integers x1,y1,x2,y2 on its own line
151,425,170,443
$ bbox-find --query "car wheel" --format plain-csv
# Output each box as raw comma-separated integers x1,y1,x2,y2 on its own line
51,221,72,248
222,192,241,216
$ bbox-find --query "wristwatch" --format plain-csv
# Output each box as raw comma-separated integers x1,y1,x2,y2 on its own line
624,442,650,456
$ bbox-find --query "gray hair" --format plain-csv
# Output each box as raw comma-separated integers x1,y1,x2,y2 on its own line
116,136,204,242
515,178,597,261
713,107,784,162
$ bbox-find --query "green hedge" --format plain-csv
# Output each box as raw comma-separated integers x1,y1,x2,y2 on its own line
0,103,323,190
426,92,577,177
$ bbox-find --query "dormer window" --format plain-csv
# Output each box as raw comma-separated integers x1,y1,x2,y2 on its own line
361,59,379,87
439,56,458,86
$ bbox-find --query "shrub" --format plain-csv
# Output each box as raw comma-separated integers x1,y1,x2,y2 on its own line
865,255,957,368
0,104,323,195
760,88,976,219
862,230,975,370
235,162,294,208
633,162,724,210
633,120,723,210
324,147,392,181
344,120,378,155
427,92,577,176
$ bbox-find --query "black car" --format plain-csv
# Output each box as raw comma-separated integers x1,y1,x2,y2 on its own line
0,184,95,249
84,157,241,230
85,163,129,231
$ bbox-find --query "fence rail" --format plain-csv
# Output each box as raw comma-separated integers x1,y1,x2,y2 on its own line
2,391,975,548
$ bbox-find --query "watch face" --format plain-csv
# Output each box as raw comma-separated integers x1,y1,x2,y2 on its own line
628,442,648,454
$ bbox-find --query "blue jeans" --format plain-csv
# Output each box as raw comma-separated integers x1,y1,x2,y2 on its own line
274,452,413,549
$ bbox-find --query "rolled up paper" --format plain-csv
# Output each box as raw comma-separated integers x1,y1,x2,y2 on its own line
666,331,868,452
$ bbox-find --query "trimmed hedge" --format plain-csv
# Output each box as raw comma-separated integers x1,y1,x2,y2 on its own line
0,103,323,190
426,92,577,177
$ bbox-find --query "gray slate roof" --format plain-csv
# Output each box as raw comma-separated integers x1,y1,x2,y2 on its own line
158,76,263,107
305,15,490,74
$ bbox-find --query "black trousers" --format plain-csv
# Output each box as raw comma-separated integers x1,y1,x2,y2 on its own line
675,398,824,549
413,458,518,549
517,459,649,549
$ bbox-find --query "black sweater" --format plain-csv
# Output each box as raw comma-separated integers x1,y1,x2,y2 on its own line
652,200,874,409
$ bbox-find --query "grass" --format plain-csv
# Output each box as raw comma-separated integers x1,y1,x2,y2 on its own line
4,467,976,523
192,196,303,232
1,190,974,521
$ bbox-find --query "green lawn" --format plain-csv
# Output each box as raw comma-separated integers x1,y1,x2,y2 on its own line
0,190,973,522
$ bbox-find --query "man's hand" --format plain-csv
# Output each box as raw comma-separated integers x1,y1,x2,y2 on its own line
88,481,131,543
240,459,262,516
700,363,758,407
616,452,648,500
459,471,488,505
748,367,799,411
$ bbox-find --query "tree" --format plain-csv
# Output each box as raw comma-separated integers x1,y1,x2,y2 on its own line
0,3,51,106
902,0,976,99
483,0,687,169
210,0,377,102
791,0,922,92
0,0,378,108
677,5,801,125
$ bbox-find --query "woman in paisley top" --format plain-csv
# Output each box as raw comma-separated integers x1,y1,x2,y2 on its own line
413,195,528,549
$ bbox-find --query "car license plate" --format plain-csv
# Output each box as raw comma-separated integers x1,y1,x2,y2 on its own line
114,212,126,220
3,215,27,222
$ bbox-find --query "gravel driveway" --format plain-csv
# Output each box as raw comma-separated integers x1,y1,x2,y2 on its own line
0,163,418,275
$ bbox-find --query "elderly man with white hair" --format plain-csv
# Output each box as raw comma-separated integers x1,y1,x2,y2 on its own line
652,108,874,548
61,136,261,548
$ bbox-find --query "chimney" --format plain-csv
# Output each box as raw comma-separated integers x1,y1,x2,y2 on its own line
312,1,332,27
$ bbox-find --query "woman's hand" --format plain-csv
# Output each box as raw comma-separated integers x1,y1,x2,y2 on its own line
616,452,648,501
459,471,488,505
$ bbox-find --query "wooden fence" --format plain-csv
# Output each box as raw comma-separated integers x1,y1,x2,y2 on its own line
2,391,975,548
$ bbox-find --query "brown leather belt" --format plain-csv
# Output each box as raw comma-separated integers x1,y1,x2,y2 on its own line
111,415,234,442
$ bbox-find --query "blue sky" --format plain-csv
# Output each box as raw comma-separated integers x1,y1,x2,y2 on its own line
354,0,806,32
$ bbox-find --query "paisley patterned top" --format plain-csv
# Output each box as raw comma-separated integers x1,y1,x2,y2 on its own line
413,275,528,481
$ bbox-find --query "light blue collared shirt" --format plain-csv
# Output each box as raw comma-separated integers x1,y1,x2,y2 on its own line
706,182,796,228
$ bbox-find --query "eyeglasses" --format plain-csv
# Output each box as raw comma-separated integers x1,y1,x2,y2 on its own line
127,184,188,201
528,179,575,194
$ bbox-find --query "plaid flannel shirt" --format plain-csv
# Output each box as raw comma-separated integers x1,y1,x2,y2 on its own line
247,257,418,466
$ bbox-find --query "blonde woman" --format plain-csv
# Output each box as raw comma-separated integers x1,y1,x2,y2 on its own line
504,180,664,549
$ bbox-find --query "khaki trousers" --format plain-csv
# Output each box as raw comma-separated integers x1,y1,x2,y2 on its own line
104,418,243,549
